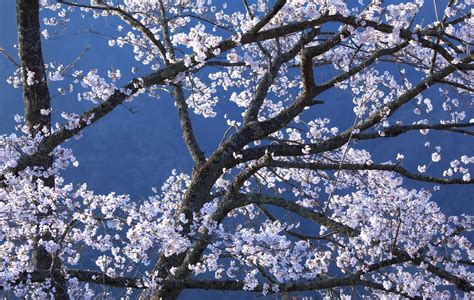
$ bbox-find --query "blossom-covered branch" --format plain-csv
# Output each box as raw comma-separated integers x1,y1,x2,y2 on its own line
1,0,472,298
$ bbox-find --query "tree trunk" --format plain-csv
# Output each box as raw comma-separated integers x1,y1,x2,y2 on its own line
16,0,51,135
16,0,67,298
142,253,185,299
147,288,182,300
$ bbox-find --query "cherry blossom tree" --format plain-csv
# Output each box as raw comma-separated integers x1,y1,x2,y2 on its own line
1,0,473,298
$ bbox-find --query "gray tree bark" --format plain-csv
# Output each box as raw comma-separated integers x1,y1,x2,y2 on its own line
16,0,67,298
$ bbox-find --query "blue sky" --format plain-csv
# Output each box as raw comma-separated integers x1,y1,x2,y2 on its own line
0,1,472,298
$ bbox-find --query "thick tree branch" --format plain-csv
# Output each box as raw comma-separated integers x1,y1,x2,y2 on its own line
243,30,319,123
65,269,145,289
171,84,207,165
0,269,144,290
165,276,417,298
14,268,416,299
246,0,287,35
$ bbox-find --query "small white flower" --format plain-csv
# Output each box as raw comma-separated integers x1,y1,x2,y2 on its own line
431,152,441,163
40,108,51,116
463,173,471,182
302,145,311,155
417,165,426,173
41,29,49,39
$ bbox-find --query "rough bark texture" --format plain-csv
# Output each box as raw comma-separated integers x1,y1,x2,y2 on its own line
16,0,51,135
16,0,67,298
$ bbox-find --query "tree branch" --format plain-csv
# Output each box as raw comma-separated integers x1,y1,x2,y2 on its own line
232,193,473,292
233,55,472,168
246,0,287,35
156,0,206,165
231,193,357,236
267,160,474,184
243,30,319,123
353,122,474,139
57,0,168,60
